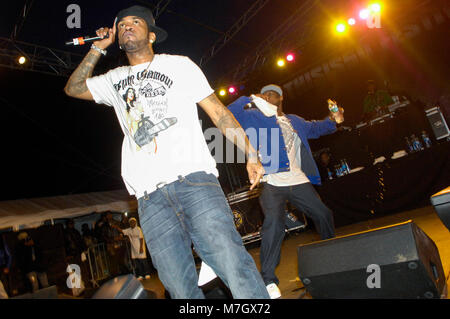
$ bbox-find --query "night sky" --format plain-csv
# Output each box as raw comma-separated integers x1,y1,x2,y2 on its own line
0,0,448,201
0,0,302,201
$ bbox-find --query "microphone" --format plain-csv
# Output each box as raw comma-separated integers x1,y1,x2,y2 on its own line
65,33,109,46
244,102,256,110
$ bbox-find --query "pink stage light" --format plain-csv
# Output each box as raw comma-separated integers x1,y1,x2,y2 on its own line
228,86,236,94
286,53,295,62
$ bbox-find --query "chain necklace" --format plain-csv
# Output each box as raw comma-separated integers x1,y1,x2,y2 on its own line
128,58,154,91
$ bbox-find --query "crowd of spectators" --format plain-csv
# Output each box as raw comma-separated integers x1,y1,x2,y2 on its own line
0,212,152,298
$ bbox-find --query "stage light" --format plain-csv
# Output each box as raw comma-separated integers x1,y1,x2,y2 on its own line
348,18,356,25
18,56,26,64
228,86,236,94
277,59,286,67
359,9,370,19
370,3,381,12
219,89,226,96
286,53,295,62
336,23,346,33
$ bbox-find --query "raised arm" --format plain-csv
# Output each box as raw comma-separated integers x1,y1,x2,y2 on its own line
64,23,116,100
64,51,100,100
198,93,264,190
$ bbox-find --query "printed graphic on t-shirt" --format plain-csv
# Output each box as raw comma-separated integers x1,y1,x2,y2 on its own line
116,71,177,153
139,82,166,98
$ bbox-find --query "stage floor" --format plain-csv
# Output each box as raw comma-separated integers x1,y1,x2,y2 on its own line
141,205,450,299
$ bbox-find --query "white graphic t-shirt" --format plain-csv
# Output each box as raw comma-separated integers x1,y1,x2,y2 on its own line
86,54,218,198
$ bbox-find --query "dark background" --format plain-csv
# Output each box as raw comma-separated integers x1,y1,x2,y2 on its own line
0,0,449,201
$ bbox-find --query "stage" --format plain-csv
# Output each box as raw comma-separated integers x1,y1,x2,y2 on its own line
139,204,450,299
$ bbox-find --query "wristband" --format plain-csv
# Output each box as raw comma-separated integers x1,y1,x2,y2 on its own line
91,44,107,56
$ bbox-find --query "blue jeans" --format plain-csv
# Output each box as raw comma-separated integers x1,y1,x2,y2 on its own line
259,182,335,285
137,171,269,299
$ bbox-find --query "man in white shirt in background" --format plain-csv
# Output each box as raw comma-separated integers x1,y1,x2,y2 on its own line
117,218,151,280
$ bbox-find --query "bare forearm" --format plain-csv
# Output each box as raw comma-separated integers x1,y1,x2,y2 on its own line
220,112,257,158
64,49,101,96
201,94,257,158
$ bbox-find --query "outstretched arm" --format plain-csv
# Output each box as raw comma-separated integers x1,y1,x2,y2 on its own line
64,23,116,100
64,50,101,100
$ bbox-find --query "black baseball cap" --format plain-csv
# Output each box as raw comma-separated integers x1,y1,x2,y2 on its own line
115,5,168,43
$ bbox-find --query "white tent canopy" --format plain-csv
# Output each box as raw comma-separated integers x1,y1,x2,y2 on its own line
0,190,137,230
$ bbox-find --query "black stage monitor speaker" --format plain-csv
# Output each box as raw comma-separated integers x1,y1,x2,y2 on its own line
92,274,149,299
431,186,450,231
297,221,447,299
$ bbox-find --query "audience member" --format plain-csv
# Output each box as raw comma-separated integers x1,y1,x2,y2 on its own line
0,235,11,298
96,212,124,275
94,213,110,244
81,223,97,249
317,151,335,183
16,232,49,293
119,215,130,229
113,218,151,280
64,219,89,292
64,219,87,261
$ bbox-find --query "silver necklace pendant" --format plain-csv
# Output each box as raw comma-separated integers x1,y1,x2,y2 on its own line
129,60,153,91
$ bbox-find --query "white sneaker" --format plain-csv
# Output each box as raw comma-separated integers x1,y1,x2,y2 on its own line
198,261,218,286
137,276,143,281
266,283,281,299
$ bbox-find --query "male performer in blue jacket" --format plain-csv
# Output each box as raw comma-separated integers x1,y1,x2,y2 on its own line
228,84,344,298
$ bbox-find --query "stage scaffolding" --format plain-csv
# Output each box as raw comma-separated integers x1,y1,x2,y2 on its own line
0,37,83,77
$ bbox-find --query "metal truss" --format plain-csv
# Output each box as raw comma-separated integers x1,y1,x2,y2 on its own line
153,0,173,18
135,0,172,19
0,0,172,77
2,0,83,77
199,0,270,67
10,0,35,40
221,0,316,86
221,0,438,86
0,37,84,77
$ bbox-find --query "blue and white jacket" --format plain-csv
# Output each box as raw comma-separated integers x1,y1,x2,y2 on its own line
228,96,337,185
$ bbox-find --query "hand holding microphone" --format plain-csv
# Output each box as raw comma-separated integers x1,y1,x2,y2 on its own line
66,18,117,50
93,19,117,50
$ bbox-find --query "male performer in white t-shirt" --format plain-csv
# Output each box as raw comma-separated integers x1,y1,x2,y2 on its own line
64,5,269,299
